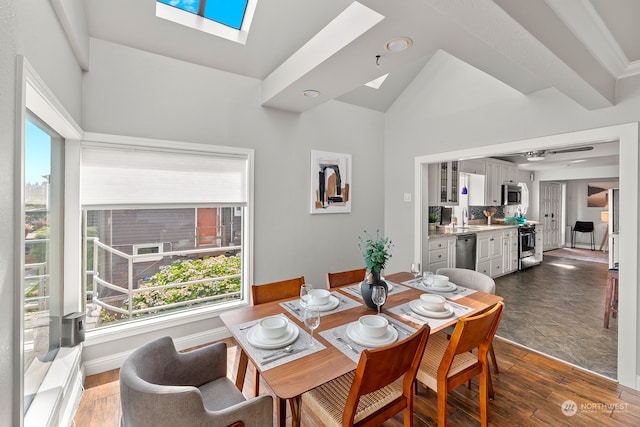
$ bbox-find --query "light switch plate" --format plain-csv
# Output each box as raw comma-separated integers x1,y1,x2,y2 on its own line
403,193,412,202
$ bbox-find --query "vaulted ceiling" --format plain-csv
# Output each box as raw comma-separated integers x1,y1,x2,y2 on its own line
82,0,640,114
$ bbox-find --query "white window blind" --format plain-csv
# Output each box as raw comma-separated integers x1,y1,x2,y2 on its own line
81,144,248,207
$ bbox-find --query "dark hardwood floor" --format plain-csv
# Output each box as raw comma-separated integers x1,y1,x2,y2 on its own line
495,252,616,379
74,337,640,426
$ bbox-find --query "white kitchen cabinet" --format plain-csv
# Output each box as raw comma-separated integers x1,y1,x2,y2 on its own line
460,159,486,175
534,224,543,263
427,161,459,206
426,236,456,272
477,231,503,277
502,163,518,184
484,160,502,206
502,228,519,274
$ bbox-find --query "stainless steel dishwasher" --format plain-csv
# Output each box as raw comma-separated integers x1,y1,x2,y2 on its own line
456,234,477,270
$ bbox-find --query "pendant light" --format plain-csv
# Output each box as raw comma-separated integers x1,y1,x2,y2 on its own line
461,175,468,195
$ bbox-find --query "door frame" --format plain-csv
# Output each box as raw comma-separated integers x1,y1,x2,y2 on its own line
414,123,639,390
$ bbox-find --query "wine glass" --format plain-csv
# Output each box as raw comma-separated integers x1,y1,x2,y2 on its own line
422,271,434,287
303,305,320,347
300,284,313,307
371,286,387,315
410,263,421,281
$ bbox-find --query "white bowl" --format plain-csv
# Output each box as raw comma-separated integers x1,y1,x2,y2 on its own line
419,294,446,312
358,315,388,338
308,288,331,306
259,316,288,339
431,274,450,288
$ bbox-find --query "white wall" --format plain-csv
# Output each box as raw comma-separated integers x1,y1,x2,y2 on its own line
1,2,84,426
80,38,385,361
0,3,18,426
385,51,640,388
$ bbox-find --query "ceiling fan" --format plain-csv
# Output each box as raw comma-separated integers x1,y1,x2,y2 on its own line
520,146,593,161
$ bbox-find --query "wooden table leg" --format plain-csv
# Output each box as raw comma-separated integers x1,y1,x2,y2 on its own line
235,349,249,392
289,396,302,427
275,395,302,427
276,397,287,427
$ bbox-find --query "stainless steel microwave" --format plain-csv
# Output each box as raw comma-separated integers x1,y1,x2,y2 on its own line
502,184,522,205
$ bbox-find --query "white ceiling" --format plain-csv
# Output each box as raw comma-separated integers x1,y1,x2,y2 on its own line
80,0,635,168
83,0,640,114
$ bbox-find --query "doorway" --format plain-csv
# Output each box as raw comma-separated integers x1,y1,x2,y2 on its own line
413,123,639,389
540,181,563,250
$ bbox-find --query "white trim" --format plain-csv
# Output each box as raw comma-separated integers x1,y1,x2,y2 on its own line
85,299,249,347
414,122,639,389
82,132,253,157
82,326,231,376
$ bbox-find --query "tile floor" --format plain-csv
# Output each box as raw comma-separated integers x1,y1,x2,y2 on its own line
494,253,617,379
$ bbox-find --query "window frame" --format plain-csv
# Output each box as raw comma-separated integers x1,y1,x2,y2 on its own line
79,132,254,344
156,0,258,45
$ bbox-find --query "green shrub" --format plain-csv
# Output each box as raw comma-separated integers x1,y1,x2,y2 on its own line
98,255,241,325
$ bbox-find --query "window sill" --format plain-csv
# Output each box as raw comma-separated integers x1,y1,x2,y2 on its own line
84,299,249,347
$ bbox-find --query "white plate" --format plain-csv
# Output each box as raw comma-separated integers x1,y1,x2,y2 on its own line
302,295,340,312
421,281,457,292
247,322,300,349
386,282,394,292
409,300,455,318
346,322,398,348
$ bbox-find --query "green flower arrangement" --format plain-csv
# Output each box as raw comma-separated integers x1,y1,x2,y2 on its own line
358,230,394,274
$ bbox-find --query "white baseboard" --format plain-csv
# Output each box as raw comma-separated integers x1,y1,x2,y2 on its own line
82,326,231,376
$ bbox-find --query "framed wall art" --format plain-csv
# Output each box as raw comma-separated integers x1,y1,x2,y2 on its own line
310,150,351,214
587,181,617,207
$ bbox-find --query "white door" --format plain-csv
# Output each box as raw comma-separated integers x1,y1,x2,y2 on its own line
540,182,562,250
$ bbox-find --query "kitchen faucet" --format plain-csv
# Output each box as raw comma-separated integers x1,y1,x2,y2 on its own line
462,207,468,227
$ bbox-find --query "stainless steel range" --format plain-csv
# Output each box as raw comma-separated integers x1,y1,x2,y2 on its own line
518,225,539,270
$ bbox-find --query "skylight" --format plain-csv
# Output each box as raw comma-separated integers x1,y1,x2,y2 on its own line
158,0,248,30
156,0,257,44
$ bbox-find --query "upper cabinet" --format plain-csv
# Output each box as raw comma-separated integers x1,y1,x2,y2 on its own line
485,160,502,205
502,163,518,184
428,161,459,206
460,159,486,175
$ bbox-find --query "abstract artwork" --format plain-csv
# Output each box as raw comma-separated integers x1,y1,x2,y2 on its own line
587,181,617,207
310,150,351,214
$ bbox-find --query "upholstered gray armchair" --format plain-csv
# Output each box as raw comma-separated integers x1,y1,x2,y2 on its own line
120,336,273,427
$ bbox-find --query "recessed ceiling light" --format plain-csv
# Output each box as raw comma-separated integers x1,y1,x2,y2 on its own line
385,36,412,52
302,90,320,98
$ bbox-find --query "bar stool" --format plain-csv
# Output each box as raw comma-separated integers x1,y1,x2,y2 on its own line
604,268,619,328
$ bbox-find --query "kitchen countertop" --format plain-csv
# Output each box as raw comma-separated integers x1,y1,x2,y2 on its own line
428,221,542,238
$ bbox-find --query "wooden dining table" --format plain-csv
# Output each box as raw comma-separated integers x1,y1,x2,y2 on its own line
220,271,503,427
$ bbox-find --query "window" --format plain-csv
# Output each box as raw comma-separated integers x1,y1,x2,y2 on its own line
23,115,64,412
156,0,257,44
158,0,249,29
80,140,252,330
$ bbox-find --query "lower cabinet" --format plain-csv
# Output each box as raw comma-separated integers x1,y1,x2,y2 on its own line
502,229,519,274
534,224,543,263
476,231,503,278
426,236,456,272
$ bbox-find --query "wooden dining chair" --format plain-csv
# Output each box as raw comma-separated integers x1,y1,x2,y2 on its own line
415,301,504,427
436,267,500,374
249,276,305,396
250,276,305,305
302,325,430,427
326,268,366,288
